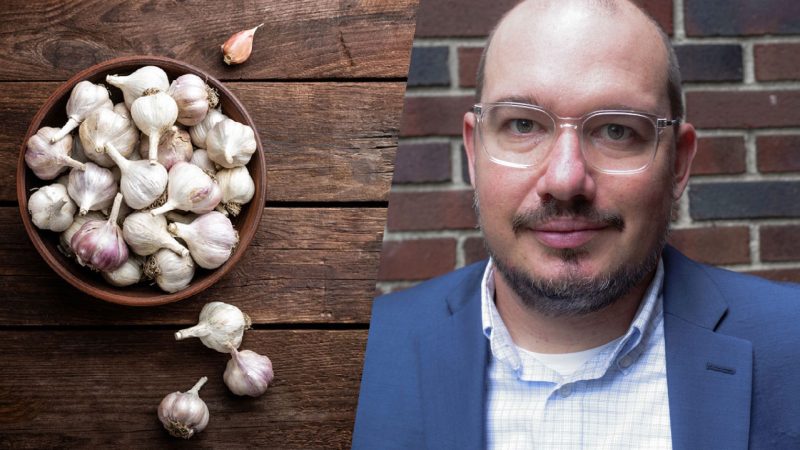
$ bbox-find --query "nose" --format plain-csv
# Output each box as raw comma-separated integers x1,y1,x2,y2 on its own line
534,125,596,202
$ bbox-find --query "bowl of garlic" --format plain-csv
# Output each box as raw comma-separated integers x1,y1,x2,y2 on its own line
16,56,266,306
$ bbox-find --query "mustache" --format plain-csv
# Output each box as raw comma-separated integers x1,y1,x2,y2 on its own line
511,199,625,234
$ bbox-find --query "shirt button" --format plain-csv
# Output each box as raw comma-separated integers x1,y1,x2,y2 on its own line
559,385,573,398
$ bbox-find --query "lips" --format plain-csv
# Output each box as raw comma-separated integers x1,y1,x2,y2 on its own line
530,219,608,249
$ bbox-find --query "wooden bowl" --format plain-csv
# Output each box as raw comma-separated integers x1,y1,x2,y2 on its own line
16,56,266,306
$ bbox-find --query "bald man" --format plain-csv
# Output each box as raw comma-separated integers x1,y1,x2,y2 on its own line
353,1,800,449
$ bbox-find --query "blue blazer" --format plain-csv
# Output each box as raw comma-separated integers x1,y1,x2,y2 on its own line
353,246,800,449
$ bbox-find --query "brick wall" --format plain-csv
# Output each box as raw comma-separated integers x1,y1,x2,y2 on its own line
378,0,800,293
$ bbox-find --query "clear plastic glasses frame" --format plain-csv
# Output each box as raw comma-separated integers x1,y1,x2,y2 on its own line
472,102,681,174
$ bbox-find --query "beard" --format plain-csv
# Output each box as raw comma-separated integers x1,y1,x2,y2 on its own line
477,194,671,317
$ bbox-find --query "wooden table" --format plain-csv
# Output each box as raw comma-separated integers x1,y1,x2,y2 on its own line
0,1,416,447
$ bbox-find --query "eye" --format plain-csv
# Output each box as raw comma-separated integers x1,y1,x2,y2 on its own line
509,118,537,134
601,123,633,140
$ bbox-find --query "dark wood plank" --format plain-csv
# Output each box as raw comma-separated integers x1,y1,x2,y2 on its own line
0,329,366,449
0,0,416,81
3,82,403,202
0,207,383,326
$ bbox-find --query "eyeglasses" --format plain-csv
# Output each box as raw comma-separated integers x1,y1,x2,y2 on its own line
472,102,681,174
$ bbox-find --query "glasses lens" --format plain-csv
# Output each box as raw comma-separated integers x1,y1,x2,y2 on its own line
479,105,555,167
582,113,658,172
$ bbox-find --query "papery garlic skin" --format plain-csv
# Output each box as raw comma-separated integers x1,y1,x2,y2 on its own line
105,143,168,210
79,108,138,168
102,254,143,287
189,149,217,176
205,119,257,168
106,66,169,109
70,192,129,272
168,74,219,126
67,162,118,215
26,127,85,180
168,211,238,269
138,126,192,170
123,211,189,257
175,301,251,353
28,183,77,232
131,89,179,165
189,108,227,149
51,81,113,143
59,211,104,258
221,24,263,65
144,248,195,293
157,377,209,440
149,162,222,216
224,347,274,397
216,166,255,216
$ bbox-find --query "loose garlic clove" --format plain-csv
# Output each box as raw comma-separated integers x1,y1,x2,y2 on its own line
168,74,219,126
28,183,77,232
51,81,113,143
122,211,188,257
104,143,168,210
106,65,169,109
205,118,257,169
168,211,238,269
224,347,274,397
149,162,222,216
157,377,210,439
189,149,217,176
144,248,195,293
67,162,118,215
59,211,105,258
70,192,129,272
79,108,139,168
189,108,227,149
175,301,251,353
131,89,179,165
102,254,144,287
25,127,85,180
216,166,255,216
138,126,193,170
221,23,263,65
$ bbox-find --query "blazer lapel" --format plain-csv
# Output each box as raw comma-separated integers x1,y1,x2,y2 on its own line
662,246,753,450
418,265,489,450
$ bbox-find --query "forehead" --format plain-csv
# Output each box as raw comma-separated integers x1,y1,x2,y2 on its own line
483,1,669,115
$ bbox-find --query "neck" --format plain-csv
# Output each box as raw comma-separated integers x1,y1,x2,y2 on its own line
493,269,654,354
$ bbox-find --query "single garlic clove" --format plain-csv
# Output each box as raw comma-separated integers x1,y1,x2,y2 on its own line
224,347,274,397
221,23,263,65
175,301,251,353
157,377,210,439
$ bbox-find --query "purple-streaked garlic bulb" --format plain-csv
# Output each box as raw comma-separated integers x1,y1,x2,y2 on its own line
70,192,129,272
67,162,117,215
59,211,105,258
25,127,85,180
138,126,193,170
168,211,238,269
157,377,209,439
223,347,274,397
149,162,221,216
168,74,219,126
51,81,113,143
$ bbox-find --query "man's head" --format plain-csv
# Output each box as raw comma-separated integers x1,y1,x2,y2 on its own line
463,0,697,316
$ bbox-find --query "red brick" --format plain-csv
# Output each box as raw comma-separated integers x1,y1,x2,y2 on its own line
635,0,674,35
747,268,800,283
387,190,477,231
685,0,800,37
400,96,474,137
458,47,483,88
668,227,750,265
393,142,452,184
686,91,800,129
378,239,456,281
464,236,488,265
757,135,800,173
691,137,746,175
760,225,800,262
755,44,800,81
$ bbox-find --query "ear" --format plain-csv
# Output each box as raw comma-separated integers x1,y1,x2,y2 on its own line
463,111,478,187
671,123,697,200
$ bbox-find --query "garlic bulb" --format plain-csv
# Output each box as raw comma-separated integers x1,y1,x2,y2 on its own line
51,81,113,143
144,248,195,293
138,126,192,170
221,24,263,65
205,119,257,168
175,301,251,352
168,74,219,126
105,143,168,210
168,211,238,269
224,347,274,397
149,162,222,216
79,108,138,167
189,149,217,176
113,102,131,120
131,89,179,165
70,192,129,272
216,166,255,216
67,162,117,215
106,65,169,109
59,211,104,258
157,377,210,439
25,127,85,180
123,211,188,257
102,254,143,287
189,108,227,148
28,183,76,232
